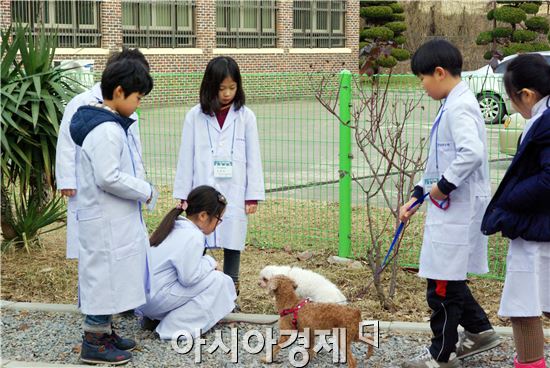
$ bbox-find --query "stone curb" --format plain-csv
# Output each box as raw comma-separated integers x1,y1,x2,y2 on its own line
2,300,550,338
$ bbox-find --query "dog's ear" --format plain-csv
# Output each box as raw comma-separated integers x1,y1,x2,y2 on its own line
268,279,278,292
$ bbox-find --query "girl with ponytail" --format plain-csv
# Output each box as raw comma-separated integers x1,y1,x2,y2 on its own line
136,185,236,340
482,53,550,368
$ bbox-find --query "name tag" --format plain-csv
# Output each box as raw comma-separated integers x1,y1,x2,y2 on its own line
213,159,233,178
423,172,440,193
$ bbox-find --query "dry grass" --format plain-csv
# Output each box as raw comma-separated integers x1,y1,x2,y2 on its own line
3,224,548,328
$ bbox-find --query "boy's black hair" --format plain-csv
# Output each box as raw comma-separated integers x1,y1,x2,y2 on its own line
101,59,153,100
411,39,463,77
106,47,150,71
504,53,550,103
200,56,245,115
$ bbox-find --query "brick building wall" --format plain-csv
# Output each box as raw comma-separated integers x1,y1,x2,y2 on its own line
1,0,360,105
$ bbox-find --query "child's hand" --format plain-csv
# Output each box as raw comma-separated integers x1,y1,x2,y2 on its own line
60,189,76,197
429,184,448,201
176,199,188,210
245,203,258,214
399,197,420,222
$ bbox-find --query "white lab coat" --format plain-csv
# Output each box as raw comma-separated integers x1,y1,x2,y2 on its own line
498,96,550,317
136,217,236,340
55,83,144,259
418,81,491,281
173,104,265,250
77,120,151,315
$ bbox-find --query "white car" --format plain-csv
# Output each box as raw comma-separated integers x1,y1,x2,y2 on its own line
462,51,550,124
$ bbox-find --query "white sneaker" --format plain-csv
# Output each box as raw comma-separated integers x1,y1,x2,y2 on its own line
455,329,501,359
401,347,461,368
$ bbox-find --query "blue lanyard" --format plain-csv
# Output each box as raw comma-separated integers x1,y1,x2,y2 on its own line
206,117,237,156
429,101,446,171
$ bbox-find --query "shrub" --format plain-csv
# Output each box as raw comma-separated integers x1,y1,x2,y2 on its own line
394,35,406,45
389,2,404,14
503,42,534,56
476,31,494,45
519,2,540,14
487,9,495,20
483,50,493,60
360,6,394,19
361,26,394,41
384,21,407,34
512,29,537,42
492,27,513,38
525,16,549,34
530,41,550,51
494,6,527,24
377,55,398,68
391,48,410,61
392,13,405,21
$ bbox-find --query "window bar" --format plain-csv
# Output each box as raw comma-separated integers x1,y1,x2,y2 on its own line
171,1,176,48
328,0,332,48
72,0,77,48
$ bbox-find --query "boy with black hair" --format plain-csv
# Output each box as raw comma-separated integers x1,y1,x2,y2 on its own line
399,39,501,368
56,47,149,260
69,59,154,365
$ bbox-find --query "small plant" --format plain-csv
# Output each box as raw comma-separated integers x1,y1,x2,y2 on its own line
1,24,82,251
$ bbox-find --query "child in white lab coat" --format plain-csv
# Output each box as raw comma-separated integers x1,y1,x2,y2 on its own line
399,39,500,368
69,59,154,365
173,56,265,305
481,54,550,368
55,48,149,259
136,185,236,340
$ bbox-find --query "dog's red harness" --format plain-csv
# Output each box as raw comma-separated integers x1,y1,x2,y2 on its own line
279,298,311,329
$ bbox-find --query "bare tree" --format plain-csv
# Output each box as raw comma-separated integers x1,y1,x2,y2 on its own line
315,71,427,310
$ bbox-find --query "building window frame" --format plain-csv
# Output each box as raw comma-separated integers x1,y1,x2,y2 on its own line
10,0,101,48
293,0,346,48
216,0,277,49
122,0,196,48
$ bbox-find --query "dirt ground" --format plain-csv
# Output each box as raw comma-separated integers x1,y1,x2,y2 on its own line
4,225,547,329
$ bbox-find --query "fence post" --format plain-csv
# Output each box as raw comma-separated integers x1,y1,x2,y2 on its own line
338,70,352,258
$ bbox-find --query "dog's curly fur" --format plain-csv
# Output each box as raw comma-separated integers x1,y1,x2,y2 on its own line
258,265,347,304
264,275,372,367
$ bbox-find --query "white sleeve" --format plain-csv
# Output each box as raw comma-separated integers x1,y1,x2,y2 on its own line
55,100,80,189
173,112,195,200
244,110,266,200
85,124,151,201
128,121,146,180
173,232,216,287
442,106,484,187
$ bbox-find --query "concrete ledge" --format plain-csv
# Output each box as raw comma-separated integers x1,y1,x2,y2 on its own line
213,48,284,55
140,48,203,55
2,300,549,337
288,48,352,54
55,48,110,55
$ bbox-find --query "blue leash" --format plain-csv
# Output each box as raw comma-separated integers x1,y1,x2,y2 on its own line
380,193,429,269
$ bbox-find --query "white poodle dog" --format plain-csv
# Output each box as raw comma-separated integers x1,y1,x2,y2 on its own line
259,265,347,304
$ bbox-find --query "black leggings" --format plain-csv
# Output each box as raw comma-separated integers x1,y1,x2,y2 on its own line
223,249,241,283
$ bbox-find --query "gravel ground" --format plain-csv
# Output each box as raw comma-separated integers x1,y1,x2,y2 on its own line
1,309,547,367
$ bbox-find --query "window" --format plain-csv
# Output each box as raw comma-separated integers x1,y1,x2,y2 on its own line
293,0,345,48
216,0,277,48
122,0,195,48
11,0,101,47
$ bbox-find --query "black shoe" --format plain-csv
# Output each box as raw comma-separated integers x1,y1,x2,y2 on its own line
140,316,160,331
106,329,136,351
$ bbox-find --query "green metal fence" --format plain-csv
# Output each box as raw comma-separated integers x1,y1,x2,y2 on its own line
69,71,515,279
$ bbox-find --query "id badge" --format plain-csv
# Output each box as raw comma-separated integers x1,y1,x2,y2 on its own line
423,172,440,194
213,157,233,178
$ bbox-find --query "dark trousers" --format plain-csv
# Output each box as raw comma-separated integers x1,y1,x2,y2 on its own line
427,279,493,362
223,248,241,283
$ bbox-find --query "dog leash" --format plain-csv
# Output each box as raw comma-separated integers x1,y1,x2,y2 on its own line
279,298,311,329
356,192,450,298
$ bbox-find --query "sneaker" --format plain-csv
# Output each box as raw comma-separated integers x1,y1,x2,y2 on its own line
401,347,461,368
455,329,501,359
106,329,136,351
80,338,132,365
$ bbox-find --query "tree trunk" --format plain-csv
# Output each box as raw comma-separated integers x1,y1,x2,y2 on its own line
1,184,17,240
